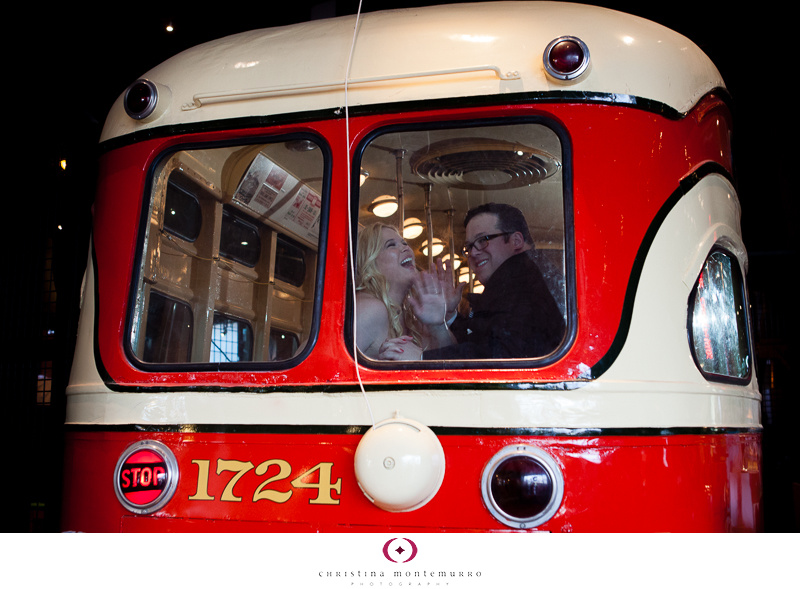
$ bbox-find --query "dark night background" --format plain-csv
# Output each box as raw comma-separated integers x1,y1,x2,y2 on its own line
6,1,796,532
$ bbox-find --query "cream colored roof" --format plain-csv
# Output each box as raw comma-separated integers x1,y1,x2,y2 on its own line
101,2,724,142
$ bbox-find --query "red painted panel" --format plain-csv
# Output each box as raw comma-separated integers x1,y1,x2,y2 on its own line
61,428,761,533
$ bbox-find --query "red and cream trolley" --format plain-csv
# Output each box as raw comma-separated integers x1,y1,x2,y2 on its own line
61,1,761,532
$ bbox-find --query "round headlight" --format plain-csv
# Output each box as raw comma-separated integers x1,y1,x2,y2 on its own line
481,445,563,528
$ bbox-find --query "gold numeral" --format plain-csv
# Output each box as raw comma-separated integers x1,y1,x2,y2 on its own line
253,459,293,503
216,460,254,502
189,459,215,501
291,462,342,505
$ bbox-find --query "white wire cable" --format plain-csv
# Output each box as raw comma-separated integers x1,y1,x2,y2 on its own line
344,0,375,428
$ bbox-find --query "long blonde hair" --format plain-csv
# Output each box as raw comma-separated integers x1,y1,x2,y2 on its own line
356,223,422,345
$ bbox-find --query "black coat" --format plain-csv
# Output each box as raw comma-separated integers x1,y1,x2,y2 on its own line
424,252,565,360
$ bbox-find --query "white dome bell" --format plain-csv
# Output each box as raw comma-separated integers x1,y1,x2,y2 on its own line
354,415,446,512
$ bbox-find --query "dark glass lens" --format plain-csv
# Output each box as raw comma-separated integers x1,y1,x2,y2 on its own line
125,82,154,117
549,40,584,74
490,455,553,519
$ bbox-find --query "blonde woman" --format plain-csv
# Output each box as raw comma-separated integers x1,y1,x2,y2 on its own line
356,223,462,360
355,223,422,358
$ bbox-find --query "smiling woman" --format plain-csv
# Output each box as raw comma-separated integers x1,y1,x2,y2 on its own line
355,223,423,358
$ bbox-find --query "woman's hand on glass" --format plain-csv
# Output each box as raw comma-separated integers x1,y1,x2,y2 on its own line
377,336,423,361
408,258,464,325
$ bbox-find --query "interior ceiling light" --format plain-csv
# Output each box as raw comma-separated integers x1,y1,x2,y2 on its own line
403,217,424,240
286,139,319,152
369,195,398,218
410,138,560,190
421,238,445,257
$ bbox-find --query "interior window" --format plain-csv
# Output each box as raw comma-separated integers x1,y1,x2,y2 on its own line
164,177,202,241
129,138,325,367
269,328,300,361
142,292,193,364
275,235,307,287
354,121,568,363
220,207,261,267
211,313,254,362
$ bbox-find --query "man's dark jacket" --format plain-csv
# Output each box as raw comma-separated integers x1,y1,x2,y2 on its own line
424,252,565,360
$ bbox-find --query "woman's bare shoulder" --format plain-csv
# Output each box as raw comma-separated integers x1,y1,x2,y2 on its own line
356,292,387,318
355,293,390,356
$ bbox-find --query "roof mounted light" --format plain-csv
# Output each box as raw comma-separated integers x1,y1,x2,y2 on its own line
124,79,171,121
481,445,563,529
543,36,591,82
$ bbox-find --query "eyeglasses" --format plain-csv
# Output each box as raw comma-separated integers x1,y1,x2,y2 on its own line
461,232,509,257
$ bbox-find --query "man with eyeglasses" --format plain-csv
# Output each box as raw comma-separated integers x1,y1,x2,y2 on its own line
399,202,564,360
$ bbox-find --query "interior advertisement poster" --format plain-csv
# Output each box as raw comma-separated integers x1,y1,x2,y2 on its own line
233,151,321,246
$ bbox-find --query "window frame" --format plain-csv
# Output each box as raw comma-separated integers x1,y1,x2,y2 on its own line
348,115,576,370
125,132,331,373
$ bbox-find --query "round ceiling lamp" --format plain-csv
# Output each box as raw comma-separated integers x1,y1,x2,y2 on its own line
403,217,424,239
421,238,445,257
369,195,398,218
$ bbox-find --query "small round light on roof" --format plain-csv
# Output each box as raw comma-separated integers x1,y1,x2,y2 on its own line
543,36,591,81
124,79,159,120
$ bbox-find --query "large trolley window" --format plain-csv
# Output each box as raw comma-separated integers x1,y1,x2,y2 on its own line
353,118,571,365
128,136,327,369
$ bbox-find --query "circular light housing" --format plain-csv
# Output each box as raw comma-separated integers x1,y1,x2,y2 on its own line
420,238,445,257
543,36,591,81
368,195,398,218
113,440,179,514
403,217,424,240
124,79,159,120
354,416,445,512
481,445,563,529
